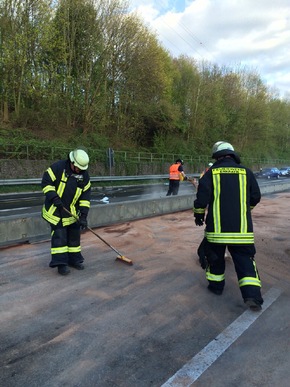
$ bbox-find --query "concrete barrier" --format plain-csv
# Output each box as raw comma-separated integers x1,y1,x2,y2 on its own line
1,181,290,248
0,195,194,247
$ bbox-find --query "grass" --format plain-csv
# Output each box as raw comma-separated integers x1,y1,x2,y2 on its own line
0,185,42,194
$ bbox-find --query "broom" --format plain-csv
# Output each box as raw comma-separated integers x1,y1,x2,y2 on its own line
63,207,133,265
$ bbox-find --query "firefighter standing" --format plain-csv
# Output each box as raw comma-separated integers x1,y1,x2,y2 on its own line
200,162,213,178
193,141,263,311
166,159,187,196
41,148,91,276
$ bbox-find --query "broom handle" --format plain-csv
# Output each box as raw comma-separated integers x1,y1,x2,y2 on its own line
63,207,123,256
87,226,122,256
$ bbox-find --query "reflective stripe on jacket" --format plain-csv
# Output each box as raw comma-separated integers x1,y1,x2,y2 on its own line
41,159,91,226
193,158,261,244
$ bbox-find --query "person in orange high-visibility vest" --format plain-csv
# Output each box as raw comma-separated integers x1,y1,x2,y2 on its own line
166,159,187,196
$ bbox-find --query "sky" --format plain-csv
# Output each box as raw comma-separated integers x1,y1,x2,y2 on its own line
128,0,290,98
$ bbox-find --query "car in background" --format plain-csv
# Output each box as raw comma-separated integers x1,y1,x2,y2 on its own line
257,167,281,179
278,167,290,177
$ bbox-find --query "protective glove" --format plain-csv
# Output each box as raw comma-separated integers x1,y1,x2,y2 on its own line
78,215,88,230
53,196,63,209
197,238,208,269
197,237,219,269
194,213,204,226
183,176,188,181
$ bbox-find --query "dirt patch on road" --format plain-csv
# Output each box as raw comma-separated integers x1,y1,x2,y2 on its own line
1,192,290,387
97,191,290,290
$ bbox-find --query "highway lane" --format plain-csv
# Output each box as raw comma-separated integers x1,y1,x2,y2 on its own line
0,178,287,218
0,182,197,217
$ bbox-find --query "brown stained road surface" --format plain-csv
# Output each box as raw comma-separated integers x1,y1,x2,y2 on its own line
1,192,290,387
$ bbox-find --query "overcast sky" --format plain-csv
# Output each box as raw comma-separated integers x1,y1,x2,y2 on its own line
129,0,290,98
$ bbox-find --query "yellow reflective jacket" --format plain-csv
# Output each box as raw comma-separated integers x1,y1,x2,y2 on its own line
41,159,91,226
193,157,261,244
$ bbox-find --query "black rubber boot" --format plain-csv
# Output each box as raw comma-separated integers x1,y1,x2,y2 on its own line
244,298,262,311
69,263,84,270
207,284,223,295
58,265,71,275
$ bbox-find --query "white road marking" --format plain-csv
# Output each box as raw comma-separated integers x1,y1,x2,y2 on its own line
162,287,281,387
0,207,30,212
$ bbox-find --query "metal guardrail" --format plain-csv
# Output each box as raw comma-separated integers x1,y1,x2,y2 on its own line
2,179,290,248
0,174,200,186
0,178,43,186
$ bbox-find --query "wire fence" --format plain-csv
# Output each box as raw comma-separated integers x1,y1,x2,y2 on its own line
0,144,209,163
0,144,289,178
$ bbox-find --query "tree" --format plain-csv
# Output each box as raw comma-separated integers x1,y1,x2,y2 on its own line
0,0,53,122
171,56,201,147
104,11,175,146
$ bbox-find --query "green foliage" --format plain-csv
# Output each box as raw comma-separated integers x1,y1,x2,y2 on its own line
1,1,290,164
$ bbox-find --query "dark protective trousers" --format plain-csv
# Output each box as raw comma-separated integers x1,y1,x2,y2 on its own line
49,222,84,267
205,243,263,303
166,180,180,196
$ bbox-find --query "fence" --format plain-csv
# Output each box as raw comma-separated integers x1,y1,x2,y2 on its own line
0,144,209,163
0,144,289,178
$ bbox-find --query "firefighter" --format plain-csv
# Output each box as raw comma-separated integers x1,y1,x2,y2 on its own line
193,141,263,311
200,162,213,178
166,158,187,196
41,148,91,275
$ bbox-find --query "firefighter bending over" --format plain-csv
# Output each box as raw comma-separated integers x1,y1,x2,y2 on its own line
41,148,91,276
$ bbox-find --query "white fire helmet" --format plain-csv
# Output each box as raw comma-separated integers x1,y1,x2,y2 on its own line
212,141,235,159
69,149,89,170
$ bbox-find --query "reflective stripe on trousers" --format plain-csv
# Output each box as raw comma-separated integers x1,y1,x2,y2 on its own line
49,222,83,267
204,242,262,300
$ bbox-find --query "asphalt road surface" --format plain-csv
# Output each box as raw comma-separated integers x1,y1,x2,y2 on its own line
1,191,290,387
